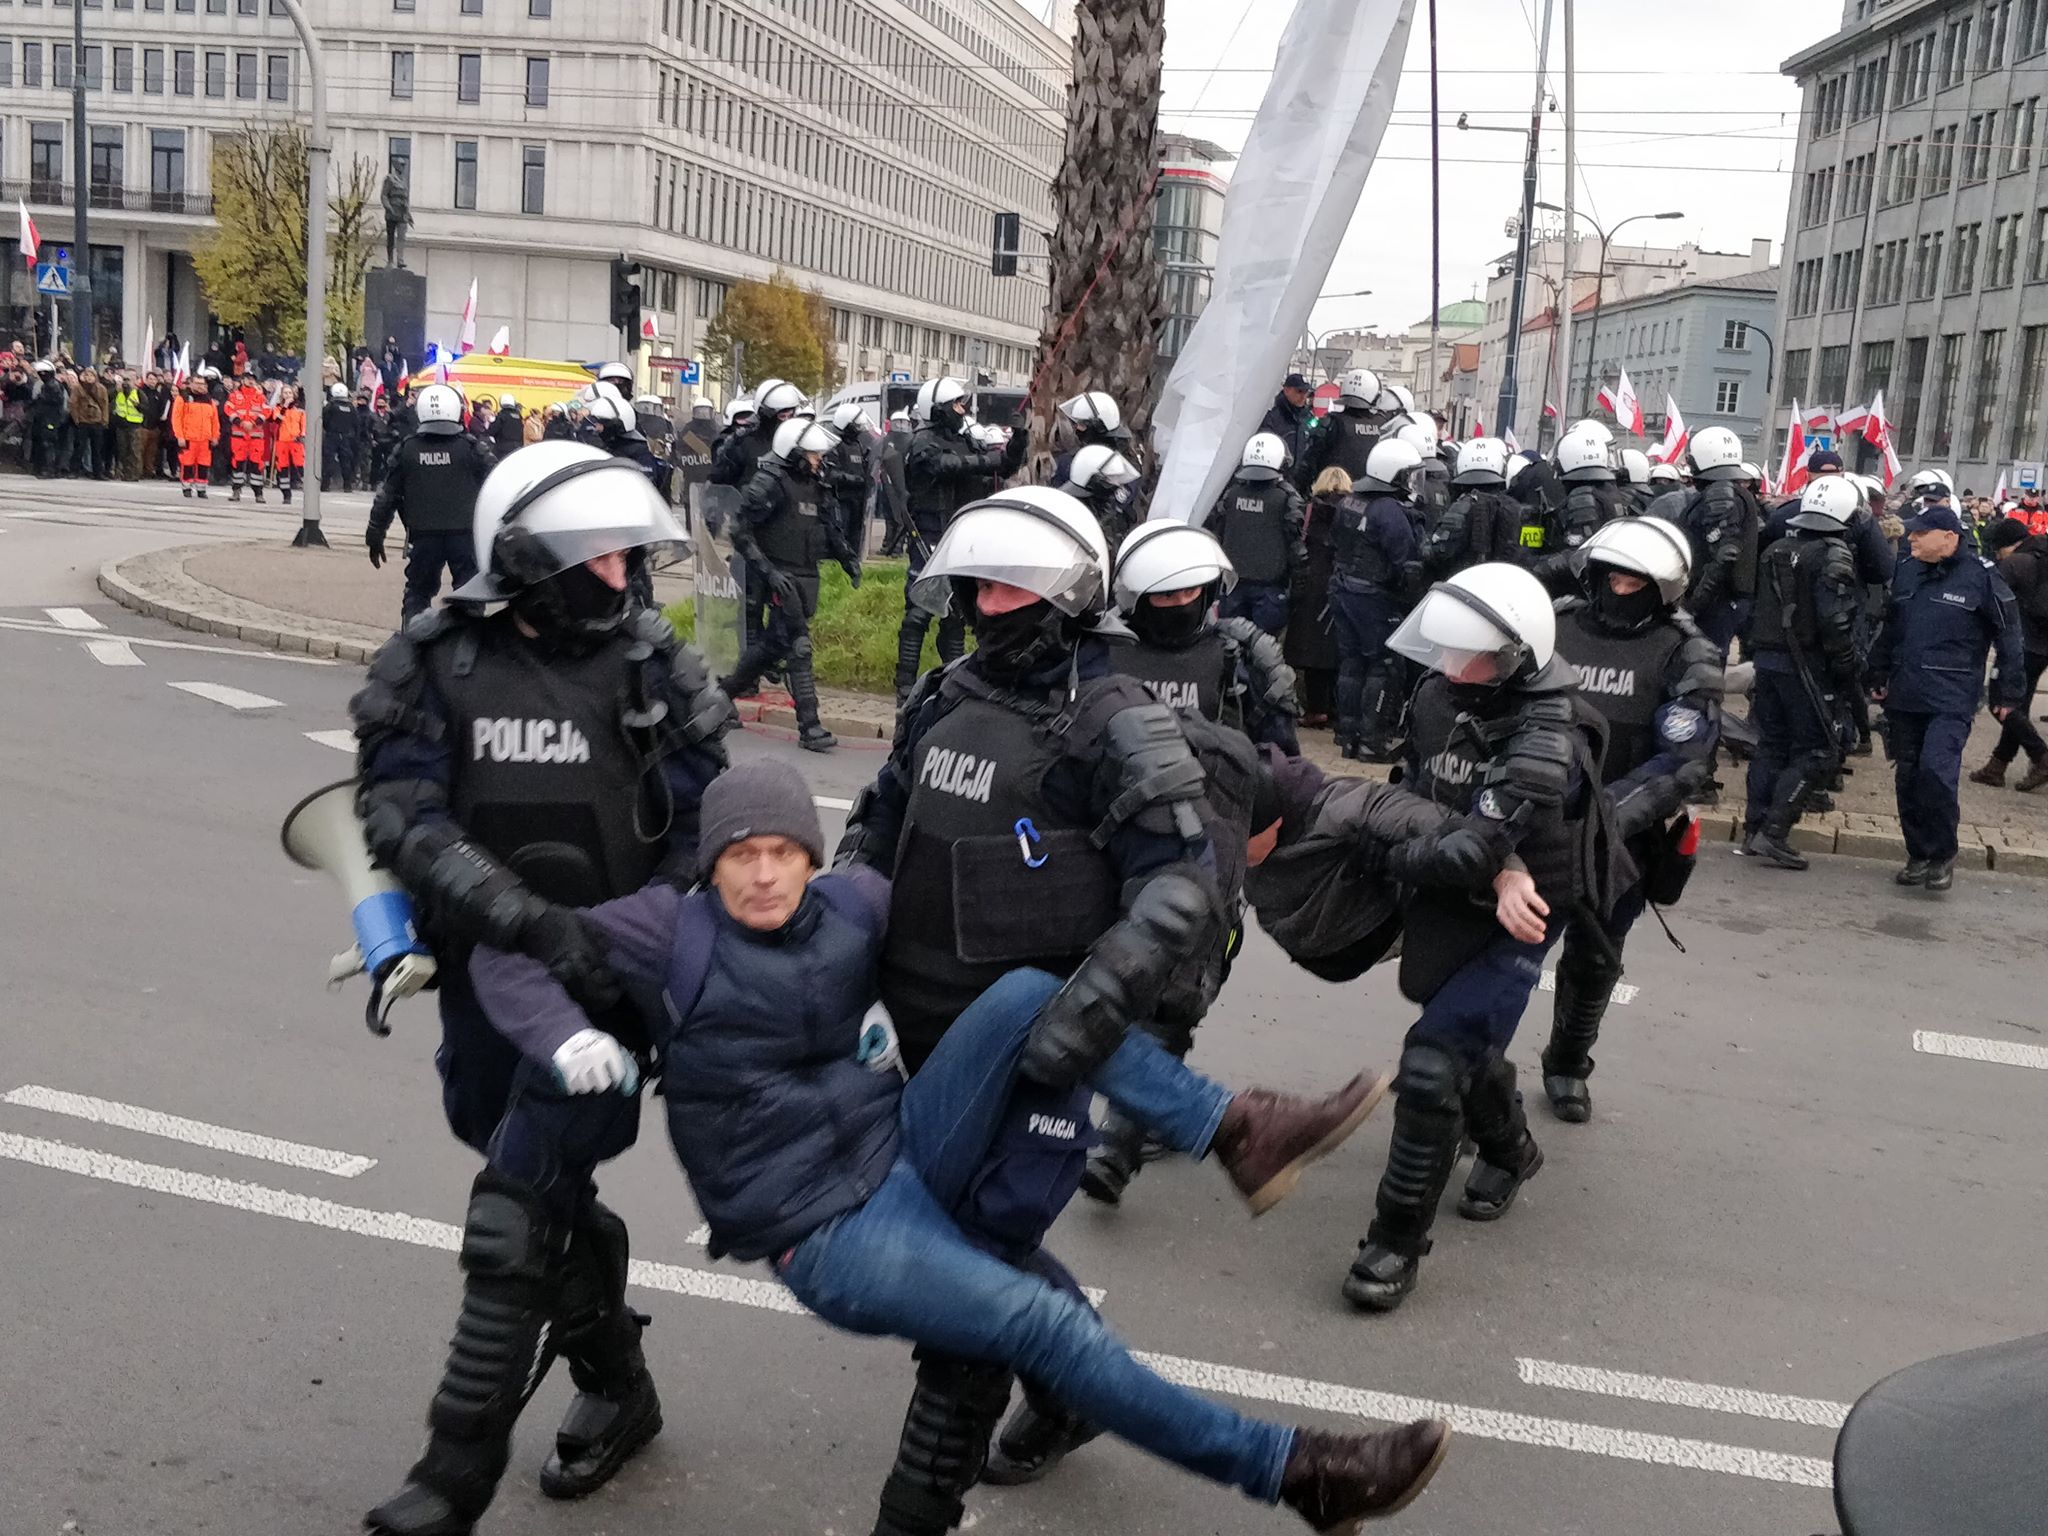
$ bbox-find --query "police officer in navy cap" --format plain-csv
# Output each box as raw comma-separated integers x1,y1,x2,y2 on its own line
1866,501,2026,890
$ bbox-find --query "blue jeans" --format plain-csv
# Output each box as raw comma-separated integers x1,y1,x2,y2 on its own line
779,969,1289,1503
1221,580,1289,637
1889,709,1972,861
1410,933,1556,1064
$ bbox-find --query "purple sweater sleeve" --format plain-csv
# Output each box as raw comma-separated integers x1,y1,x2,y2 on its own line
469,883,683,1065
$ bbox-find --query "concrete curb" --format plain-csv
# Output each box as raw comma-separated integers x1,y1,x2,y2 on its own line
95,549,2048,875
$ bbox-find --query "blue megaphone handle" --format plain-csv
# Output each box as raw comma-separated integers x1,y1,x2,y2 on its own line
352,890,428,977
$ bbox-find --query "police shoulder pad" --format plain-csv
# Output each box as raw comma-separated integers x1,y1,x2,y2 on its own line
402,606,457,646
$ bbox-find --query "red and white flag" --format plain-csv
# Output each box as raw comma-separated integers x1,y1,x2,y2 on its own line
1835,401,1871,437
640,313,660,345
1994,467,2011,505
1596,369,1646,436
1652,395,1689,465
1803,403,1835,436
1776,399,1810,499
171,343,189,384
458,279,478,355
1503,426,1520,454
487,325,511,357
17,200,38,267
1471,416,1486,440
1864,391,1902,487
1541,400,1558,420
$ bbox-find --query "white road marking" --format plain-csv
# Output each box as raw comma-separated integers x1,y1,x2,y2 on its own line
0,1129,1829,1489
1540,972,1638,1006
305,729,358,753
1515,1357,1850,1429
84,639,144,667
44,607,105,630
680,1220,1108,1304
8,509,60,519
168,680,284,711
0,615,336,664
1,1086,376,1177
812,795,854,812
1913,1030,2048,1071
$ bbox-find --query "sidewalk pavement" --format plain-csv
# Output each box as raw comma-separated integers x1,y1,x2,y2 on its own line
100,539,2048,874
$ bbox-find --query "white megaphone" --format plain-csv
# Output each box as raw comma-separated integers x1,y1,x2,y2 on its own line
281,779,437,1035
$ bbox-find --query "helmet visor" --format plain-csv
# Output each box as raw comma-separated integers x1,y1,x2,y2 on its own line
909,503,1103,617
1385,583,1528,685
454,462,687,601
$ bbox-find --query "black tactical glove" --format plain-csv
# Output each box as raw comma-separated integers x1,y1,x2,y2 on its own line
839,555,863,589
524,907,623,1016
1383,815,1515,890
766,565,801,606
366,529,386,569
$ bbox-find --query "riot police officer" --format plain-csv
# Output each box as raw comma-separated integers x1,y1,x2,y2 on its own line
719,416,861,752
1541,517,1721,1121
1617,448,1656,514
488,392,526,456
1299,368,1387,486
366,382,496,623
1392,416,1452,525
1742,476,1864,870
1426,437,1520,581
351,442,734,1535
1346,563,1607,1313
1329,438,1426,761
1507,450,1565,564
1052,441,1144,556
1677,425,1762,656
825,402,881,551
713,379,806,658
1207,432,1307,636
1555,423,1629,548
896,376,1029,701
839,485,1225,1536
1052,390,1136,489
578,386,661,481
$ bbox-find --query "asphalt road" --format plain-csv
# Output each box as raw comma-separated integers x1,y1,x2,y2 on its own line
3,484,2044,1536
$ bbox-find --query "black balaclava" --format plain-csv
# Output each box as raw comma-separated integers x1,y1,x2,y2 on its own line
1130,589,1211,648
961,582,1076,680
1585,563,1665,633
513,562,629,649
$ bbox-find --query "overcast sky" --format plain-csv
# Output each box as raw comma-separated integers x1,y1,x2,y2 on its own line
1150,0,1846,334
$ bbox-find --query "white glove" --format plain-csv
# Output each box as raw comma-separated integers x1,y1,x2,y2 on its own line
856,1001,905,1079
552,1029,640,1095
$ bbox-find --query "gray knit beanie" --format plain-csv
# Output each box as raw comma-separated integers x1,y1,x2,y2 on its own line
697,758,824,878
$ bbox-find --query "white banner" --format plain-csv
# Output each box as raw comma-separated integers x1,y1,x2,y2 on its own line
1151,0,1418,525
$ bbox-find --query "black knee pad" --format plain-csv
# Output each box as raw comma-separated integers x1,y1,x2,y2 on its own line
1393,1042,1465,1112
1555,923,1623,994
791,633,815,661
459,1168,556,1284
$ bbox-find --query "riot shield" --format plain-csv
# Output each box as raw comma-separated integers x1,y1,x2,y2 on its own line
690,481,747,677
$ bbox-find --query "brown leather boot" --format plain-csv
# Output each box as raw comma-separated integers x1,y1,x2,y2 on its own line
1213,1071,1390,1216
2016,756,2048,793
1968,756,2011,787
1279,1419,1452,1530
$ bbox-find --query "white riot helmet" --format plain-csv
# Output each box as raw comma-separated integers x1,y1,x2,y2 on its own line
1569,418,1615,446
1845,472,1887,511
1617,448,1651,487
1648,462,1682,485
913,378,940,424
1577,515,1693,604
498,392,519,410
1387,562,1558,685
1338,368,1381,408
329,383,349,401
1113,520,1237,613
908,485,1108,619
414,382,465,434
1737,461,1764,485
1556,425,1616,482
830,402,877,438
595,360,634,391
755,379,806,418
1453,438,1511,488
967,421,1011,450
1394,419,1440,459
1068,442,1141,492
887,407,912,431
1057,390,1123,437
1790,475,1861,531
724,395,755,427
1240,431,1289,480
1687,425,1745,481
582,391,633,432
455,440,687,603
1907,467,1956,497
772,417,840,460
1363,438,1424,495
1383,382,1417,416
927,377,970,416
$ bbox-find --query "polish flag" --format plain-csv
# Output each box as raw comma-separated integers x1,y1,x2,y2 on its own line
1652,395,1689,465
1776,399,1810,499
487,325,511,357
1541,400,1558,420
17,200,38,267
640,313,660,344
1864,391,1903,487
457,279,478,355
1471,416,1486,440
1803,403,1835,436
1598,369,1645,435
1835,401,1872,437
171,343,189,384
1994,466,2011,505
1503,426,1520,454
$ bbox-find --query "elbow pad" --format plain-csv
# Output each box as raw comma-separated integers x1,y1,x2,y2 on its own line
1017,865,1218,1090
1093,701,1209,845
360,795,546,954
1217,618,1302,719
1481,710,1575,811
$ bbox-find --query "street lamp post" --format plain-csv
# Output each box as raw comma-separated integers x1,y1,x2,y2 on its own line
1538,203,1684,421
273,0,330,549
1299,290,1373,381
69,0,91,367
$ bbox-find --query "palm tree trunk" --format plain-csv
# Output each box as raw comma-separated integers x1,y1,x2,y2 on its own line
1031,0,1165,467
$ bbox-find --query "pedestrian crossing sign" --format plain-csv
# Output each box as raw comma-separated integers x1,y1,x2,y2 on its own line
35,262,69,296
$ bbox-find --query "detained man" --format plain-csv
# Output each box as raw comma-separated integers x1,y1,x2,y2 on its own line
467,759,1454,1532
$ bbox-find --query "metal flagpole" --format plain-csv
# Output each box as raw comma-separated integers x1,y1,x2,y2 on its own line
1494,0,1555,443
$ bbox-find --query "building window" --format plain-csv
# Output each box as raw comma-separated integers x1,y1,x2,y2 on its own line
394,0,414,8
1941,14,1975,87
1781,348,1812,404
1841,151,1876,217
54,44,74,91
1860,340,1895,401
1849,57,1888,121
1930,332,1966,456
1882,136,1922,205
1988,213,2023,286
454,140,478,210
461,0,482,11
89,125,123,205
1722,320,1749,351
1977,0,2012,72
1714,379,1742,415
173,48,194,95
530,0,550,13
1791,257,1823,316
1892,338,1928,456
458,53,481,104
1966,329,2005,458
525,56,548,107
1814,74,1847,134
391,51,413,100
2004,97,2039,173
2031,207,2048,280
1962,111,1998,183
143,47,162,93
113,45,132,92
234,51,256,100
2024,0,2048,58
2011,326,2048,456
266,53,289,101
1816,345,1851,409
521,144,545,214
1949,222,1982,293
1896,30,1937,100
23,42,41,90
82,44,102,91
204,50,225,98
1926,124,1958,194
1800,167,1835,227
387,134,410,191
1869,237,1910,306
30,122,64,201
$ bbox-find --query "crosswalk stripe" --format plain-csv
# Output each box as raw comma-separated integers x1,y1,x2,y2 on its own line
168,681,284,710
1,1086,376,1177
84,639,144,667
44,607,105,630
304,730,358,753
1913,1030,2048,1071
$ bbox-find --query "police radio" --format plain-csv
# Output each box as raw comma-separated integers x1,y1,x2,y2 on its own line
280,779,437,1035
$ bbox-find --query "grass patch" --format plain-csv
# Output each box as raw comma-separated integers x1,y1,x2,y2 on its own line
664,558,954,693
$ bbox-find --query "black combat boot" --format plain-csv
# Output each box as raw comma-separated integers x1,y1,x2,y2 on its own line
870,1353,1015,1536
1457,1054,1543,1221
539,1199,662,1501
981,1386,1103,1486
1344,1048,1464,1314
1078,1108,1150,1206
1542,956,1617,1124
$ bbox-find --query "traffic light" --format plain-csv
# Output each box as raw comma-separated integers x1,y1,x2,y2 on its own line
991,212,1020,277
609,254,643,349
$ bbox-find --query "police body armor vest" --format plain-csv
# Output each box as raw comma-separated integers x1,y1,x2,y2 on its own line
905,424,974,529
1217,479,1294,584
1749,534,1837,658
1560,482,1619,547
1111,630,1230,722
1692,482,1761,599
1332,495,1399,586
1430,490,1505,577
425,628,666,909
1323,414,1379,481
753,468,828,572
1555,607,1685,782
880,675,1126,1061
